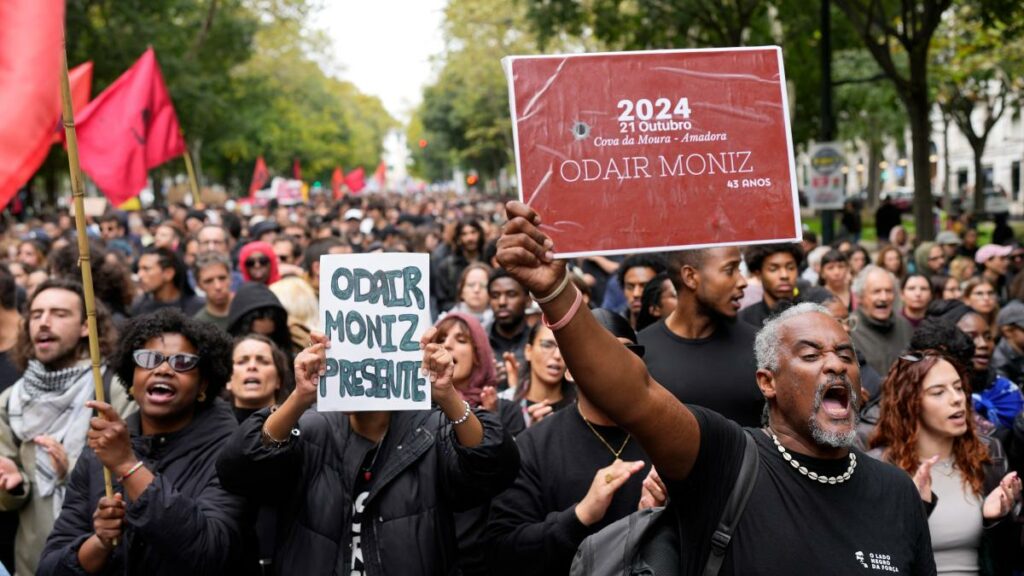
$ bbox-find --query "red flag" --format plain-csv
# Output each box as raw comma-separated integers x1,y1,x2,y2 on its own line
0,0,64,212
0,61,93,213
75,47,185,206
330,166,344,200
344,167,366,194
249,156,269,196
52,62,94,143
373,161,387,187
292,157,302,181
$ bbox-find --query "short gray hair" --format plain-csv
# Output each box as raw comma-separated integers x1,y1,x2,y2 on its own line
852,264,896,298
754,302,832,372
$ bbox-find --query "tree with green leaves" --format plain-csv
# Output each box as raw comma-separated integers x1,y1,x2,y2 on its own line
932,2,1024,214
415,0,538,187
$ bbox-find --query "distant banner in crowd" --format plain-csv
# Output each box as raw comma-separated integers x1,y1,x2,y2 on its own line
318,253,432,412
806,142,845,210
503,47,801,257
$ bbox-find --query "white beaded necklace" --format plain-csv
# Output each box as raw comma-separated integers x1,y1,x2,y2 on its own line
769,431,857,485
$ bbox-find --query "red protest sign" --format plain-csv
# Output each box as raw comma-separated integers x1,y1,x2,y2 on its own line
504,47,801,257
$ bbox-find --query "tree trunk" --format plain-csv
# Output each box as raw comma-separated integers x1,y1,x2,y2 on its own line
942,112,952,214
867,141,882,208
973,143,987,215
907,57,934,241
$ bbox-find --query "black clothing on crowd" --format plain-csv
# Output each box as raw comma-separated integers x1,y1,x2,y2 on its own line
486,405,650,576
229,405,277,569
216,406,519,576
489,323,530,391
639,320,763,427
38,399,256,575
226,282,286,333
737,285,831,329
0,350,21,391
232,405,261,424
875,201,902,243
993,338,1024,385
666,406,935,575
434,251,474,314
129,293,205,318
453,398,525,576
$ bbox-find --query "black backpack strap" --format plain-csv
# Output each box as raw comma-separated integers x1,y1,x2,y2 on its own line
702,430,760,576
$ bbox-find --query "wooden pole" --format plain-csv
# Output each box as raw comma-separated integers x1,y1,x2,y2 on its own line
59,47,115,502
181,135,201,207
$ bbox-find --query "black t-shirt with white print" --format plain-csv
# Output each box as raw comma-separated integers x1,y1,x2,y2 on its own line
349,443,378,576
667,406,936,576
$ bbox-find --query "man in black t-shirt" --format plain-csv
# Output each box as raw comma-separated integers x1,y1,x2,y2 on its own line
497,202,936,576
738,243,802,329
639,247,763,426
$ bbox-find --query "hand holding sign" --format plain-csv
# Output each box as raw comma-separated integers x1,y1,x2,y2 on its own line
294,332,330,410
497,201,565,298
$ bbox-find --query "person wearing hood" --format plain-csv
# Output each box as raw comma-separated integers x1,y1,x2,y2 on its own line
37,309,256,575
226,283,295,358
994,302,1024,385
238,242,281,287
851,265,913,377
914,242,946,277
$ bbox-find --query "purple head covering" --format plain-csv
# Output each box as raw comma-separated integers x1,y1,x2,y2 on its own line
435,312,496,407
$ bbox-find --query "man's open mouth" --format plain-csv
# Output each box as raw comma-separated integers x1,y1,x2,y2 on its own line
821,384,851,419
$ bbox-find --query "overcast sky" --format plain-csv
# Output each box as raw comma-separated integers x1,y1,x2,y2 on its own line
321,0,448,123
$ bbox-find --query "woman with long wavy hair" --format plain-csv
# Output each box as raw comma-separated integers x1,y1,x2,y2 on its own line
869,351,1022,575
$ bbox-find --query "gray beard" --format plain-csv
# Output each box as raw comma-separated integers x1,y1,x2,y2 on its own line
808,374,860,448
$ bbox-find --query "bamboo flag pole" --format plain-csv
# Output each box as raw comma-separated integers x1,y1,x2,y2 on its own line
59,47,115,502
181,134,201,207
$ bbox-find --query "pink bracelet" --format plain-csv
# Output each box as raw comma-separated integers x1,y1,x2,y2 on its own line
543,287,583,331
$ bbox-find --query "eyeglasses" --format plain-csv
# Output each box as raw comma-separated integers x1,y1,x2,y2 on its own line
132,350,201,372
536,339,560,351
928,255,945,262
245,256,270,268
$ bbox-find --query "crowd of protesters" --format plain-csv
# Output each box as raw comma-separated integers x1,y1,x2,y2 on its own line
0,189,1023,574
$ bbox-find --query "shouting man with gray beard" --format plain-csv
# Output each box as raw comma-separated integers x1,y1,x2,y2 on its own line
496,201,935,575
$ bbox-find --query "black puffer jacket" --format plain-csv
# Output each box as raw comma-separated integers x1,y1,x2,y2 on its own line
38,399,256,575
216,406,519,576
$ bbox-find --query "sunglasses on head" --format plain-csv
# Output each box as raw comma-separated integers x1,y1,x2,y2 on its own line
245,256,270,268
132,350,201,372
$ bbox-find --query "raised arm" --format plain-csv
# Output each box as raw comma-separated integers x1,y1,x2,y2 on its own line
496,201,699,480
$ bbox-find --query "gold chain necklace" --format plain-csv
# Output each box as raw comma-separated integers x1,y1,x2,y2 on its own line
578,404,630,459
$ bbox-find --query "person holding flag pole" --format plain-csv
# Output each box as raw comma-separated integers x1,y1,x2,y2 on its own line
35,45,257,576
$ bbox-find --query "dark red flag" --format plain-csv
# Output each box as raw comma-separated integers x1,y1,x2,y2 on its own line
249,156,269,196
292,157,302,181
331,166,344,199
344,167,366,194
0,0,64,212
75,47,185,206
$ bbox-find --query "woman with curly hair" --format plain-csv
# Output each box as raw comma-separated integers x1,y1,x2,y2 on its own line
38,308,256,575
869,351,1022,575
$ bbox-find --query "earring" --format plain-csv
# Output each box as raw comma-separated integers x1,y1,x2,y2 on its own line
128,386,134,395
198,390,207,402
